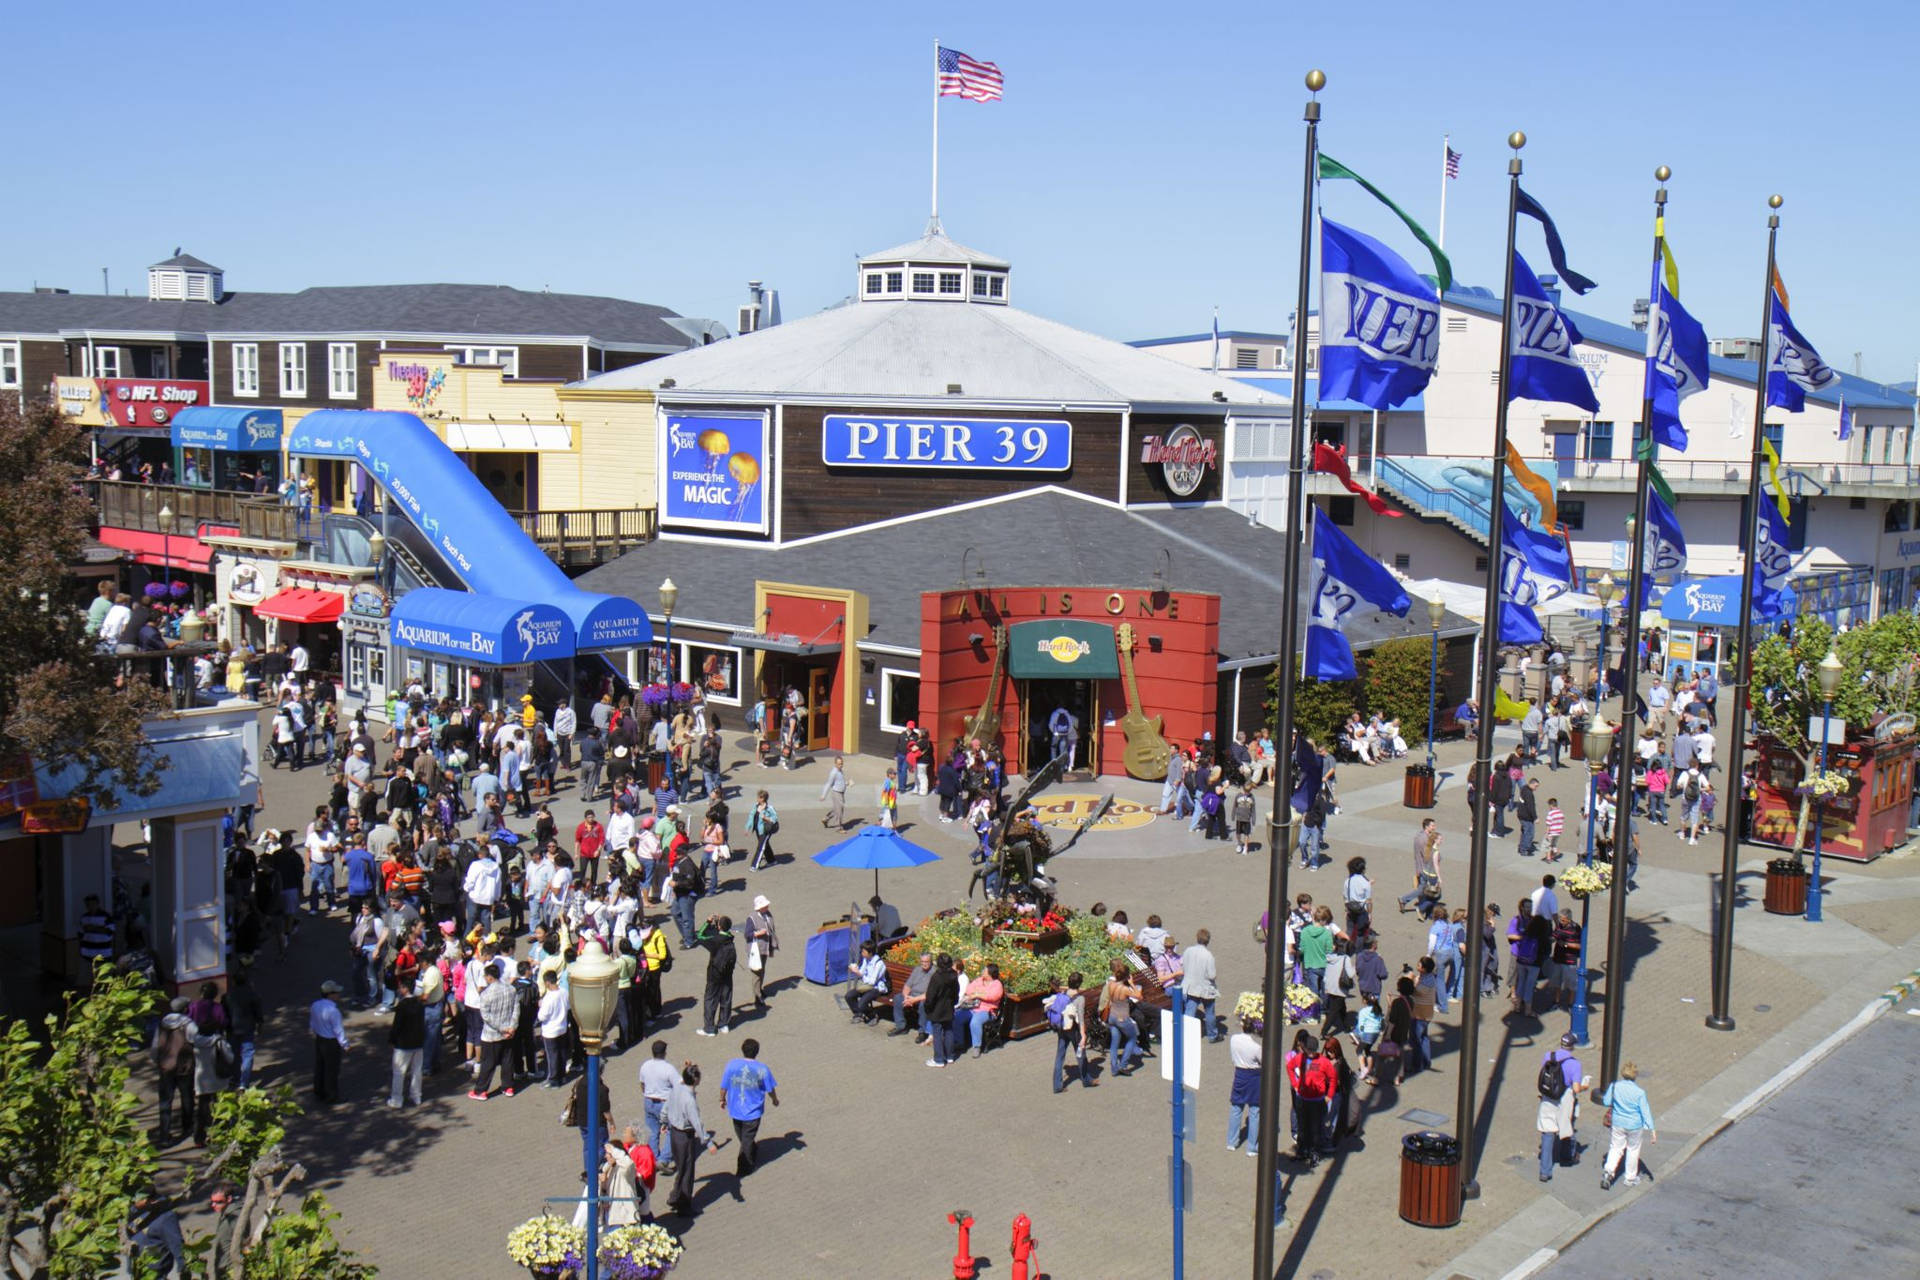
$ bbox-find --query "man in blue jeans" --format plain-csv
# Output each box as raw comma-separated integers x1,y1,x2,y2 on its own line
639,1040,679,1167
1049,973,1096,1091
1180,931,1222,1042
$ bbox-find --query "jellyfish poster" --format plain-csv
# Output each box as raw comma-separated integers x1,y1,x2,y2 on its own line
661,413,770,533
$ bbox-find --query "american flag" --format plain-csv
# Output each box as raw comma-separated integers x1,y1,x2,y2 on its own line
938,45,1003,102
1444,146,1461,179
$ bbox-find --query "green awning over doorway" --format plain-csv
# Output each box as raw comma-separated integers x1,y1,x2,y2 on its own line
1007,618,1119,680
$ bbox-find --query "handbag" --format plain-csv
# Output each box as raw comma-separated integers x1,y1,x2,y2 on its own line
747,938,763,972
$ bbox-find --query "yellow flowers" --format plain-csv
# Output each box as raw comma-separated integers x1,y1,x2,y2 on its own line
506,1215,584,1269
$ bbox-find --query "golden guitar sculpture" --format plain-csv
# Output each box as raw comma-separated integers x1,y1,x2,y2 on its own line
963,623,1008,744
1116,622,1171,780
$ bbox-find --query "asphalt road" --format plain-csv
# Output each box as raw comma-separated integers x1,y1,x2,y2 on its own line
1541,1007,1920,1280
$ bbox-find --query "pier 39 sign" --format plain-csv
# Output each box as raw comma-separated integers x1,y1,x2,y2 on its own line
822,415,1072,472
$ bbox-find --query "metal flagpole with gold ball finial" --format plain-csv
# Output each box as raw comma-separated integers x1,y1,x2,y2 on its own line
1453,128,1528,1205
1253,66,1323,1279
1598,166,1673,1091
1707,193,1788,1028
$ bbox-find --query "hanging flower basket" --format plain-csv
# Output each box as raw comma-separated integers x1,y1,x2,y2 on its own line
507,1215,585,1278
1560,862,1612,900
1233,990,1265,1033
598,1222,685,1278
1283,983,1321,1024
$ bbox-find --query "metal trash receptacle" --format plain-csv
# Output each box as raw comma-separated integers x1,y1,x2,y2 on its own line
1398,1130,1462,1228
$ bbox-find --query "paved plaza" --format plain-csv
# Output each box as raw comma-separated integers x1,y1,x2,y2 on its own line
125,714,1920,1278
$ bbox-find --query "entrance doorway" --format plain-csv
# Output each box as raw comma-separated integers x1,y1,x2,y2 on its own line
1021,679,1098,776
807,667,833,749
761,657,837,753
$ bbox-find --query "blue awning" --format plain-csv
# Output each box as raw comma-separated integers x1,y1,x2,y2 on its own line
35,733,245,826
556,591,653,652
389,588,575,664
170,406,285,452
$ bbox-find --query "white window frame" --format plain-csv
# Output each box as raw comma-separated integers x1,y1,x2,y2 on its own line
328,343,358,399
911,271,936,295
93,347,122,378
279,343,307,397
938,271,963,295
878,666,920,734
0,342,18,389
865,272,885,296
886,271,903,294
445,345,519,377
231,343,259,397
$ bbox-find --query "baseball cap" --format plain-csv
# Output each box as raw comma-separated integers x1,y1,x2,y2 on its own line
1559,1031,1580,1048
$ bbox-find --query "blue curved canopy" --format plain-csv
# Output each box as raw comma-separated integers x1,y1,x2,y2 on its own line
171,406,284,452
288,409,651,650
390,588,574,665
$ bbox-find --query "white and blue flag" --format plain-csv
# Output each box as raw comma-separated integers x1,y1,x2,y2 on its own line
1508,252,1600,413
1498,506,1574,646
1643,267,1709,453
1638,486,1690,605
1754,495,1794,617
1319,218,1442,411
1306,506,1411,680
1766,294,1839,412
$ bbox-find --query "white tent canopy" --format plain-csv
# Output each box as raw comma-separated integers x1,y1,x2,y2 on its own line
1399,577,1601,624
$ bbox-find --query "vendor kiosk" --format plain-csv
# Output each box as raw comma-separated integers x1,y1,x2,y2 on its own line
1659,574,1795,686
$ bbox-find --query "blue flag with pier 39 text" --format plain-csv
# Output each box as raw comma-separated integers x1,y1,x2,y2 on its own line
1319,219,1441,411
1766,294,1839,412
1498,505,1574,646
1306,506,1411,681
1638,486,1690,606
1643,271,1709,453
1508,252,1599,412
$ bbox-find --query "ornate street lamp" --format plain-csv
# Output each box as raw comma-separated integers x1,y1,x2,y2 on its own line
1570,716,1615,1046
567,938,621,1279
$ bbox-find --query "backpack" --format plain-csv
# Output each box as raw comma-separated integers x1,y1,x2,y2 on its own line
1684,774,1701,803
155,1022,190,1075
1538,1051,1570,1102
1045,991,1073,1031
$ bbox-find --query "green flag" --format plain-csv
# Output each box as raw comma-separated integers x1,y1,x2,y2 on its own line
1646,458,1676,512
1318,153,1454,292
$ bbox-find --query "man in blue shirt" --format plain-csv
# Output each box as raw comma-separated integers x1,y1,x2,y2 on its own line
342,842,379,917
719,1038,780,1176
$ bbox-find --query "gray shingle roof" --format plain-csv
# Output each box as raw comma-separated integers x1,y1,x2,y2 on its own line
0,282,691,347
858,227,1011,270
577,299,1287,407
150,252,221,272
576,488,1470,660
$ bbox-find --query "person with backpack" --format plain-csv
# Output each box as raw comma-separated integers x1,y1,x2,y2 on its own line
1047,973,1095,1092
152,998,199,1147
668,853,703,949
1298,793,1327,869
1536,1031,1588,1181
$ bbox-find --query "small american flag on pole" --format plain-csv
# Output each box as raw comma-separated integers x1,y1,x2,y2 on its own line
1444,146,1461,179
937,45,1003,101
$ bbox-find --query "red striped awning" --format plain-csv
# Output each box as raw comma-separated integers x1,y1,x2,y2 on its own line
96,525,228,572
253,588,344,624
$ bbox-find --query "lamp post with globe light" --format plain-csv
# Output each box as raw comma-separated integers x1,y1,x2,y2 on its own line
1570,717,1615,1046
1807,650,1843,923
567,938,621,1280
1593,573,1618,705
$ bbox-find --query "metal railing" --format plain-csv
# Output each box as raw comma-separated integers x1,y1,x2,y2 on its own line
508,507,657,566
89,480,298,541
1373,457,1492,539
1423,455,1920,491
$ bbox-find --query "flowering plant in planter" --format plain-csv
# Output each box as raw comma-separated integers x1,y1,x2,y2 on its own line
598,1222,684,1278
506,1215,585,1274
640,682,698,711
1233,990,1265,1031
1560,862,1612,899
1284,983,1320,1023
1794,769,1851,800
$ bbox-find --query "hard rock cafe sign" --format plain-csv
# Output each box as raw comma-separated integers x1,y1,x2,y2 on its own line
1139,424,1217,498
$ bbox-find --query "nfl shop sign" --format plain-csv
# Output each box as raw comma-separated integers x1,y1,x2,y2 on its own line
821,415,1071,472
1139,425,1217,497
56,377,209,430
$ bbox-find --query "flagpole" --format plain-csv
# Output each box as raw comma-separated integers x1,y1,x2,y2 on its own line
1598,166,1671,1090
1253,66,1323,1279
1438,133,1450,251
1707,193,1785,1032
1455,129,1527,1203
930,38,942,230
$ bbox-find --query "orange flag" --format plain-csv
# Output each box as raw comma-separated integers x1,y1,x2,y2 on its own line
1504,441,1559,531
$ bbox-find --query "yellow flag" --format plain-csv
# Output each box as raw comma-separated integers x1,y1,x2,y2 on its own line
1505,441,1558,531
1655,217,1681,297
1760,436,1791,523
1494,687,1533,723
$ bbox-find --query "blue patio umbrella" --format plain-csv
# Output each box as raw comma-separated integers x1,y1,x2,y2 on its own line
811,825,942,901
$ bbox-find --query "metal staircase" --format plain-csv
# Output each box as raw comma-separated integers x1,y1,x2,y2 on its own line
1372,457,1492,545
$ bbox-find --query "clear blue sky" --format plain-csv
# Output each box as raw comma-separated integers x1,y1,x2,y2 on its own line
7,1,1916,383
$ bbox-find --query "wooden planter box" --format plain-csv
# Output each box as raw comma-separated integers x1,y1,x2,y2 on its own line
980,926,1070,956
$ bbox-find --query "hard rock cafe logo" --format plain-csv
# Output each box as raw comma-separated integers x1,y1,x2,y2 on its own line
1043,635,1091,663
1139,424,1217,498
1033,793,1157,832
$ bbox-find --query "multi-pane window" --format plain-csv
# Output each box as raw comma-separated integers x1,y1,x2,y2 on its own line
447,346,519,377
328,343,357,398
912,272,935,293
0,343,18,388
280,344,307,397
938,272,963,294
232,344,259,396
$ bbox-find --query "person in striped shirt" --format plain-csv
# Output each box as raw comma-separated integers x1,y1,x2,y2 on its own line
1543,799,1565,863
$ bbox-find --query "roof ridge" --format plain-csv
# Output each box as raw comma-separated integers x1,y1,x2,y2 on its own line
975,307,1131,401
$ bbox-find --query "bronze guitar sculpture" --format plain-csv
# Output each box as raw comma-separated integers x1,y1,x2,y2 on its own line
1115,622,1171,780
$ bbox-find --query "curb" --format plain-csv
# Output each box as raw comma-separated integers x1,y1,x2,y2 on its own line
1494,975,1912,1280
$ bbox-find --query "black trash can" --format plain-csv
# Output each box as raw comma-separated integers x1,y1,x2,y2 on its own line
1399,1131,1462,1227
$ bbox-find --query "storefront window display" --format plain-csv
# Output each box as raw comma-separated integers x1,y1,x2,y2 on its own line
685,642,741,704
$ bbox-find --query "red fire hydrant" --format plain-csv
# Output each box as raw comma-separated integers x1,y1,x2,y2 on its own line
1010,1213,1037,1280
948,1211,976,1279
